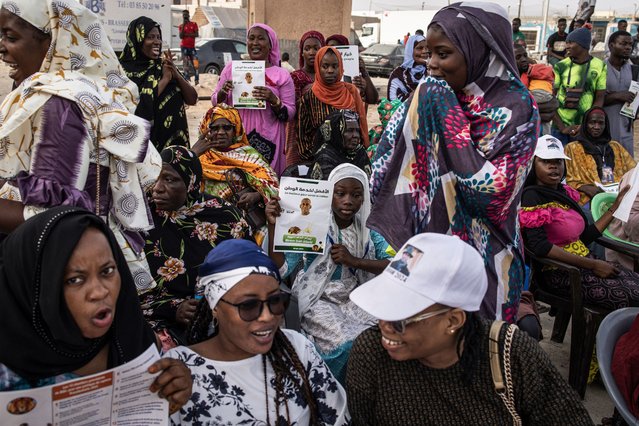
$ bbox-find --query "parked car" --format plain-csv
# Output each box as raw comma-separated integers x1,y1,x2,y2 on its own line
360,43,404,77
172,38,247,75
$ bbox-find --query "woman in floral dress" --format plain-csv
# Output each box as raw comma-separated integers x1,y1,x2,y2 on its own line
367,2,540,323
142,146,251,349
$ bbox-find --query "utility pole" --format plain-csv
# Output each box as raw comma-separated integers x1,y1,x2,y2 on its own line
517,0,522,18
540,0,550,60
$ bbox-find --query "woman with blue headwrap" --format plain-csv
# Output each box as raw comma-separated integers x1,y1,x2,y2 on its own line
387,34,428,102
165,239,350,425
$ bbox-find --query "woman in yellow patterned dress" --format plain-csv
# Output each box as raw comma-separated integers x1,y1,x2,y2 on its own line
564,107,636,206
191,105,279,246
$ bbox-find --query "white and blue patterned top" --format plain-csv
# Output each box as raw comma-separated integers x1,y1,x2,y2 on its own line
165,329,351,425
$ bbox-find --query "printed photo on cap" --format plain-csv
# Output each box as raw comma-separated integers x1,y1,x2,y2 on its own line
546,138,561,151
388,244,423,281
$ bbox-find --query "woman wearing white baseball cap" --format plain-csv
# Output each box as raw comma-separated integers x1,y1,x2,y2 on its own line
521,135,639,313
346,232,591,425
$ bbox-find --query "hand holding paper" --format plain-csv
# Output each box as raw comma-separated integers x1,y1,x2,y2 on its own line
148,357,193,414
614,167,639,222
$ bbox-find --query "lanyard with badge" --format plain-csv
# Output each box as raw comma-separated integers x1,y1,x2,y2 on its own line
597,144,614,184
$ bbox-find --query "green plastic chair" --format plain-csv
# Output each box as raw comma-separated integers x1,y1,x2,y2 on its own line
591,192,639,249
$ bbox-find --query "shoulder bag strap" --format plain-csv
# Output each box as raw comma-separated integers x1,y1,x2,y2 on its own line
489,321,522,426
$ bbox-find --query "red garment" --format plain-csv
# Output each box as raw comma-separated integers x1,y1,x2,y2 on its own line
520,63,554,93
179,21,198,48
612,314,639,418
311,46,369,146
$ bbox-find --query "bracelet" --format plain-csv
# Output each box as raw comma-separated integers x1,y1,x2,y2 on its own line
271,96,281,108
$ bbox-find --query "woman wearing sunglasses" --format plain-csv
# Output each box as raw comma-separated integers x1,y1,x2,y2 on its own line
191,105,279,246
346,233,591,425
165,239,350,425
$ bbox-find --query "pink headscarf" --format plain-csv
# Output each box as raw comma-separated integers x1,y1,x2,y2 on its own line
248,23,280,66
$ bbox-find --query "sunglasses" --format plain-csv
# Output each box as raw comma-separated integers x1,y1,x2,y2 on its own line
389,308,451,334
219,292,291,322
209,124,234,132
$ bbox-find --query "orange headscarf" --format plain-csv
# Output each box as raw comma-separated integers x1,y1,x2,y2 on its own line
311,46,369,146
198,105,279,196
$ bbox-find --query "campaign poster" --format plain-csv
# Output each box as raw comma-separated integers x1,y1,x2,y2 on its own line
273,177,334,254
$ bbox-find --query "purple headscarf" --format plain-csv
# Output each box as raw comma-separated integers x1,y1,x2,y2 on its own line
428,2,519,86
248,23,281,67
369,2,540,323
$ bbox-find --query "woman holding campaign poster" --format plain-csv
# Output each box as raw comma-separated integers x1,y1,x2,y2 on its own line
297,46,369,162
266,164,392,384
212,24,295,175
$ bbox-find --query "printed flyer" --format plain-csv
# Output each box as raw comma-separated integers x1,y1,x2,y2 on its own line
273,177,334,254
334,45,359,83
232,61,266,109
0,345,168,425
620,80,639,119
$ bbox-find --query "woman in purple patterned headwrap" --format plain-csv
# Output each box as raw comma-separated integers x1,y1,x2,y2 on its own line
212,23,295,175
368,2,540,323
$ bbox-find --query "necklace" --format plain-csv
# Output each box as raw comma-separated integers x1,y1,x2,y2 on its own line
262,355,271,426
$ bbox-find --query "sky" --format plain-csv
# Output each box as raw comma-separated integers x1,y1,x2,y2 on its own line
351,0,637,19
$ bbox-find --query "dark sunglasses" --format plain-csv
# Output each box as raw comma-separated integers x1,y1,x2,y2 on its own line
219,292,290,322
209,124,234,132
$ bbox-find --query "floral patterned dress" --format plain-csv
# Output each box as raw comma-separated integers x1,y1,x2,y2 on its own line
165,329,351,425
142,147,251,348
367,4,540,323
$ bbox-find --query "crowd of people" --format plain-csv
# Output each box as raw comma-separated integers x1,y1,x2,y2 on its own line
0,0,638,424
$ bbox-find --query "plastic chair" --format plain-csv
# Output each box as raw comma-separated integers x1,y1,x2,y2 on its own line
596,307,639,426
526,248,610,399
591,192,639,248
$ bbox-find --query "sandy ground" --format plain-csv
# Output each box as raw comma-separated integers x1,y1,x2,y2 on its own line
0,63,616,422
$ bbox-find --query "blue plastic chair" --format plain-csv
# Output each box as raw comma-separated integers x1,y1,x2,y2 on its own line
596,307,639,426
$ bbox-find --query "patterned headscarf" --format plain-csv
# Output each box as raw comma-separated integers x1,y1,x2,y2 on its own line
119,16,163,122
161,146,203,206
197,239,280,310
248,23,280,66
377,98,403,128
197,105,279,201
198,104,249,149
298,30,325,68
314,110,371,179
317,110,360,152
0,0,159,231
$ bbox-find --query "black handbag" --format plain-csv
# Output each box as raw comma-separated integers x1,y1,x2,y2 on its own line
225,168,267,230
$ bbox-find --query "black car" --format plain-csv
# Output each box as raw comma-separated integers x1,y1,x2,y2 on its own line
361,43,404,77
173,38,247,75
196,38,247,74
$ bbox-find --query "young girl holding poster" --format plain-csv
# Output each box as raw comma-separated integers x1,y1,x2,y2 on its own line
266,164,392,383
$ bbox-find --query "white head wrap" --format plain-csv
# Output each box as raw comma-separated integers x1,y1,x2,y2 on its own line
0,0,160,230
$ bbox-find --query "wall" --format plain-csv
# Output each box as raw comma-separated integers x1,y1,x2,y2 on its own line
247,0,352,66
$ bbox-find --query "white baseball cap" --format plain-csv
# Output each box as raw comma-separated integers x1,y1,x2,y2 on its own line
534,135,571,160
349,233,488,321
